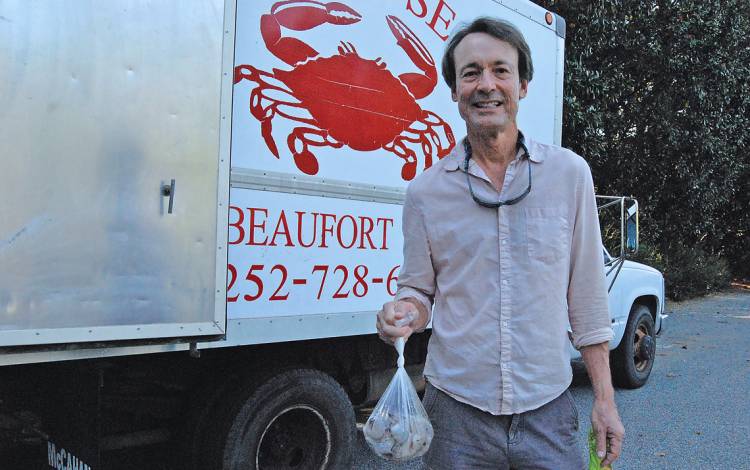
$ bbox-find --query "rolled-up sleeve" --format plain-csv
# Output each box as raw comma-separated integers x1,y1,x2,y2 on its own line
567,160,614,349
394,189,435,329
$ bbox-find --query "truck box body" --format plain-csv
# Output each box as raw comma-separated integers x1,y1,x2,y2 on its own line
1,0,566,361
1,2,649,468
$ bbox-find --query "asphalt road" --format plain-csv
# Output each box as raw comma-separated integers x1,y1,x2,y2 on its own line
354,287,750,469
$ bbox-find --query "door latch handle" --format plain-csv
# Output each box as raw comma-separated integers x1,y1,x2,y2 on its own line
162,179,176,214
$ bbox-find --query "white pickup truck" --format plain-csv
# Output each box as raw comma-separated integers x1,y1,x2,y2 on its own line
569,196,666,389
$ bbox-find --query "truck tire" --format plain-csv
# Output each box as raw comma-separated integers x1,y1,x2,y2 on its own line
207,368,356,470
611,304,656,388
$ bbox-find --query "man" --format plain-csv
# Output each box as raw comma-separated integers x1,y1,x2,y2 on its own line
376,17,625,469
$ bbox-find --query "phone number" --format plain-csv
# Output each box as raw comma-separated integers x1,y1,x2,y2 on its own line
227,263,400,302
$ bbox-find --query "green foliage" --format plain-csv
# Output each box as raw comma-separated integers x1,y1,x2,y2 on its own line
532,0,750,297
634,242,731,301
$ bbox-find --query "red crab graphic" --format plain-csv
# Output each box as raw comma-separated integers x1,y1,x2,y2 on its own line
234,0,455,180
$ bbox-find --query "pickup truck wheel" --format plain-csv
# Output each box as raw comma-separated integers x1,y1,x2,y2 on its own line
211,368,356,470
611,304,656,388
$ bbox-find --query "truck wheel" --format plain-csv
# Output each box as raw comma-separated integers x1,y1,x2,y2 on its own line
213,368,356,470
611,304,656,388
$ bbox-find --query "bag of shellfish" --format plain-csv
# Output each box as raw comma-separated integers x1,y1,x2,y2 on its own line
363,336,434,461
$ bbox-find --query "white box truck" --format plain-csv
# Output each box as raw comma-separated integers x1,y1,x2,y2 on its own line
0,1,664,468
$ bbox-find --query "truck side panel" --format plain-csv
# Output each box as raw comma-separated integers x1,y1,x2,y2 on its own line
222,0,564,345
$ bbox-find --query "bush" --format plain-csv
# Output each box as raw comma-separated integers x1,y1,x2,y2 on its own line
633,243,731,301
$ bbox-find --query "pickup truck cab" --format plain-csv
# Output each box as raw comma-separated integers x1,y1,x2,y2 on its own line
569,197,667,388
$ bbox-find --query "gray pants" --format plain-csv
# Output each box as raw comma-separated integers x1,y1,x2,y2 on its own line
422,383,585,470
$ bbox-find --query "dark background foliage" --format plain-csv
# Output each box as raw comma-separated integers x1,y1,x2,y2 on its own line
531,0,749,299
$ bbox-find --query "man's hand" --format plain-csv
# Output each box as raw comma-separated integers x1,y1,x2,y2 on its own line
376,299,422,344
581,341,625,467
591,397,624,467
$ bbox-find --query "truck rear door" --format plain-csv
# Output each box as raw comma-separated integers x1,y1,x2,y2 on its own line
0,0,234,348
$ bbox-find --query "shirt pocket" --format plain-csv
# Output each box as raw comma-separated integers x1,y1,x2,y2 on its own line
524,207,569,264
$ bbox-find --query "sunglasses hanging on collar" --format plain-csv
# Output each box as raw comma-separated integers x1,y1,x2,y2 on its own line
463,132,532,208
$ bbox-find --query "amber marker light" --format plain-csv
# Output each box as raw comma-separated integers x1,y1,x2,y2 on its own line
545,11,554,25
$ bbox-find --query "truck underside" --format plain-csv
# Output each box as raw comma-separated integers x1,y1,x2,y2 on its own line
0,332,430,469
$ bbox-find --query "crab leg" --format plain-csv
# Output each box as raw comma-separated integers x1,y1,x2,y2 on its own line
236,64,316,124
261,1,362,66
383,139,418,181
389,110,457,178
252,91,317,131
244,70,316,125
386,15,437,100
248,87,281,158
393,131,436,173
420,110,456,158
236,64,318,158
287,127,343,175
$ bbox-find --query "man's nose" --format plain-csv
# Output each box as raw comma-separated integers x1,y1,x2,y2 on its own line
477,69,495,92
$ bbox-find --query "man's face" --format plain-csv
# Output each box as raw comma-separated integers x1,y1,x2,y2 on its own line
451,33,528,135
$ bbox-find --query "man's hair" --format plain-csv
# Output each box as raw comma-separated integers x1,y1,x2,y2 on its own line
441,17,534,93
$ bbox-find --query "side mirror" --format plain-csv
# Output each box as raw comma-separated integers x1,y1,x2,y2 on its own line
625,200,639,254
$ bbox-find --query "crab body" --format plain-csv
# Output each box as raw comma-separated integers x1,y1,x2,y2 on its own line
273,54,423,151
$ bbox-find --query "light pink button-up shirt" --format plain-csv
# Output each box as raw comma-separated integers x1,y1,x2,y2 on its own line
395,135,613,415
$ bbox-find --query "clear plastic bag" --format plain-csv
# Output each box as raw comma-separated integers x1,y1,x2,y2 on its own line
364,336,434,460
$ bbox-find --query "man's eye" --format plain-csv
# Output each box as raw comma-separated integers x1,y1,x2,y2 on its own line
462,71,478,78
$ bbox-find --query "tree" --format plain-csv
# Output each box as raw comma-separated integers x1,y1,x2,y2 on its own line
532,0,750,297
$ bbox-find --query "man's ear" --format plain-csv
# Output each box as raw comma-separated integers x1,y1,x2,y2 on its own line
519,80,529,100
451,88,458,102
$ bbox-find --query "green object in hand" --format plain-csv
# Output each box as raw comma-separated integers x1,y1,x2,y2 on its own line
588,428,612,470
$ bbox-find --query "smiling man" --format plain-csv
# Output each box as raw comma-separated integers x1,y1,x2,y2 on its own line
376,17,625,469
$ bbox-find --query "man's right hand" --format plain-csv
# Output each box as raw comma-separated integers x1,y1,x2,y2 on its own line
376,300,420,344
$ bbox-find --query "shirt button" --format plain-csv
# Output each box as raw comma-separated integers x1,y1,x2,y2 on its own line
501,239,507,245
501,363,509,370
502,280,509,286
503,321,509,328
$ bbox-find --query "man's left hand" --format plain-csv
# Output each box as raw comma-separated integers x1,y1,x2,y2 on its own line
591,397,624,467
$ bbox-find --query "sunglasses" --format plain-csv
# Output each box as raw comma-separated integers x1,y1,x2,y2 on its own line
463,134,532,208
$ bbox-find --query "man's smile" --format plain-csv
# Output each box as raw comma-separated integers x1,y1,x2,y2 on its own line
472,100,504,108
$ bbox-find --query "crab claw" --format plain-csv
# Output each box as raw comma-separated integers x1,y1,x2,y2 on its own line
387,15,437,100
323,2,362,25
263,1,361,65
271,1,360,31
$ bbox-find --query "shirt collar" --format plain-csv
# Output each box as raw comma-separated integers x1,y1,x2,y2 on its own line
443,131,545,172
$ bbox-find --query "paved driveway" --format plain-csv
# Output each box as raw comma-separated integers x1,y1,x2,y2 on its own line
354,288,750,469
